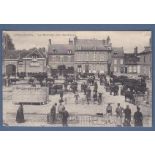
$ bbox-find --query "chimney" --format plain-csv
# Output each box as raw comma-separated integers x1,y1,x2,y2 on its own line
134,46,138,55
49,39,52,45
107,36,111,44
69,38,73,45
74,36,78,45
48,39,52,52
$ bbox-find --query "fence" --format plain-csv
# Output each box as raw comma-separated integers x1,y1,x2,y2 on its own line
5,112,152,127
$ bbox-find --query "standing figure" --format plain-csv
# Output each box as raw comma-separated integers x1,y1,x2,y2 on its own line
123,105,131,126
106,103,113,123
64,81,68,91
106,103,112,116
50,103,57,123
115,103,124,127
98,93,102,104
60,90,64,102
94,82,98,92
16,103,25,123
134,107,143,127
75,91,79,104
58,102,65,120
62,107,69,127
93,91,98,104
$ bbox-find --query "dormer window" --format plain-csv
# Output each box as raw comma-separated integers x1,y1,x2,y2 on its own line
32,55,38,62
68,50,72,54
53,49,56,53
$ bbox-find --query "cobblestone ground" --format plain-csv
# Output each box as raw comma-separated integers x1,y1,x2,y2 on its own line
3,78,152,127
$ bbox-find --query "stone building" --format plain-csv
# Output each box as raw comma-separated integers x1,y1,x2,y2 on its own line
48,39,74,75
124,47,139,74
73,36,112,74
111,47,124,74
137,46,152,78
3,48,47,76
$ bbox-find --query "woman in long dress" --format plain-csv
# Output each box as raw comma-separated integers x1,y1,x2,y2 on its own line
16,103,25,123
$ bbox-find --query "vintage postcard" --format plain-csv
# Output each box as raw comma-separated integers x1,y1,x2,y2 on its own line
2,27,153,129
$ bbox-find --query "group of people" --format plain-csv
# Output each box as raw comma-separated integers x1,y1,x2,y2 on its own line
48,101,69,127
106,103,143,127
80,81,103,104
16,101,70,127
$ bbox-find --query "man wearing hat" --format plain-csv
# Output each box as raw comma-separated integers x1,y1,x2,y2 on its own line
134,106,143,127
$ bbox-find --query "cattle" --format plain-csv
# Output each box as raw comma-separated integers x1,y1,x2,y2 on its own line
125,91,135,104
110,84,119,96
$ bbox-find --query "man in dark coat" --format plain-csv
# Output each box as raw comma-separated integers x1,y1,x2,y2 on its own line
134,106,143,127
60,90,64,102
16,103,25,123
62,107,69,127
123,105,131,126
50,103,57,123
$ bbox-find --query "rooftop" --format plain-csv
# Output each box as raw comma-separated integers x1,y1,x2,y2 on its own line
112,47,124,57
48,44,74,55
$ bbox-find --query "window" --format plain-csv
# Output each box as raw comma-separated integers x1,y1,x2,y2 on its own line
93,52,96,61
133,66,137,72
60,56,63,62
144,56,145,63
114,59,117,64
68,56,71,62
120,59,123,65
68,50,72,54
78,65,82,73
56,56,60,62
129,66,132,73
114,66,117,72
64,56,68,62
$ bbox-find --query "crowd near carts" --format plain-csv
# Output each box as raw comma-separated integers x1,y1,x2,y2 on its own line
3,69,151,127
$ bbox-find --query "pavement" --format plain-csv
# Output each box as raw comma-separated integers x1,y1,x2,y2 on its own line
3,78,152,127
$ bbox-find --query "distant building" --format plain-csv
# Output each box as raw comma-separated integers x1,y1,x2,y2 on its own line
137,46,152,78
111,47,124,74
3,48,46,76
124,47,139,74
74,36,112,74
48,39,74,75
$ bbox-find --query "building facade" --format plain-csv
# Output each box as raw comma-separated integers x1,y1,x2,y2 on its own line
137,46,152,78
111,47,124,74
73,36,112,74
3,48,47,76
48,39,74,75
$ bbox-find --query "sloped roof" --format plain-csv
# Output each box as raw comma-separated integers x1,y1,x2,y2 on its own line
124,53,139,65
3,50,19,59
75,38,112,51
137,46,152,55
48,44,74,54
3,48,46,60
112,47,124,57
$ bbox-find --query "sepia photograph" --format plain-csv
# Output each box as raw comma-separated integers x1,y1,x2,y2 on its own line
2,31,152,127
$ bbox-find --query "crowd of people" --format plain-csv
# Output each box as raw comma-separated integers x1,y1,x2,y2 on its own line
12,72,144,127
106,103,143,127
15,102,143,127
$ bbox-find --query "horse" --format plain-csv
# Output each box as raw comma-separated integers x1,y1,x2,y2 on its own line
125,91,135,104
110,84,119,96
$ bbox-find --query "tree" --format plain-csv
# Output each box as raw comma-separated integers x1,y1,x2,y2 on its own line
3,32,15,51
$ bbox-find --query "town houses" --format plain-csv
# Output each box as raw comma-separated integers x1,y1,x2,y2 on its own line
3,35,152,79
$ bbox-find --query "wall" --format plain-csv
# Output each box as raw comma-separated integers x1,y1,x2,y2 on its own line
74,50,109,73
48,54,74,69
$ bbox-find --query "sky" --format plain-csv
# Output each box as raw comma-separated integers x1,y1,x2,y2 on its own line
4,31,151,53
